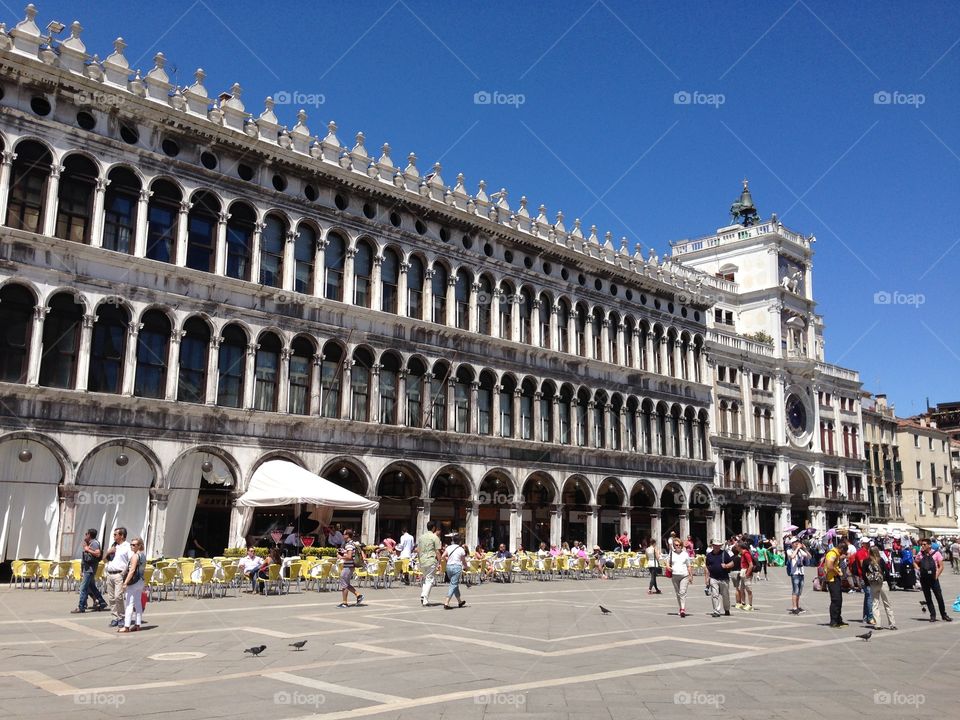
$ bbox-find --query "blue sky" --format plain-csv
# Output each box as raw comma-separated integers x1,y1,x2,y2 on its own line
25,0,960,415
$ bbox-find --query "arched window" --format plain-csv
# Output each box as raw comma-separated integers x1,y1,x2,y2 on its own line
519,288,534,344
407,256,424,319
353,239,373,307
216,324,246,408
591,308,603,359
379,353,400,424
0,284,34,382
558,386,573,444
102,167,140,253
38,293,83,388
134,310,170,398
146,179,180,263
351,347,373,420
575,304,587,356
429,361,448,431
88,303,128,394
478,371,495,436
5,141,51,232
431,264,448,324
455,271,471,330
557,299,570,353
538,294,551,348
259,214,286,287
319,341,343,418
498,283,513,340
477,275,493,335
496,374,513,438
177,317,209,403
56,155,98,243
254,332,281,411
226,202,255,281
186,191,219,273
454,366,472,433
406,357,427,428
293,224,316,294
381,248,400,314
520,379,535,440
539,383,555,442
324,233,346,301
288,336,313,415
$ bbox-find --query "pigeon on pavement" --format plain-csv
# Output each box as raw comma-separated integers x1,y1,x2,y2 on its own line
244,645,267,656
856,631,872,641
289,641,307,651
599,605,612,615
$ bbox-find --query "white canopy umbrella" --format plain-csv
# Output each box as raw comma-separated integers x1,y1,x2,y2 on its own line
236,460,378,509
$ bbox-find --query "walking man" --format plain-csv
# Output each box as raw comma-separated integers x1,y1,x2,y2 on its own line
786,537,810,615
915,538,953,622
825,539,848,628
417,521,442,606
705,538,733,617
71,528,107,613
103,527,131,627
397,527,415,585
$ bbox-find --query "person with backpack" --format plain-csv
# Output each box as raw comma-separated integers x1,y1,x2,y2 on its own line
336,529,365,608
914,538,952,622
118,537,146,633
864,546,895,629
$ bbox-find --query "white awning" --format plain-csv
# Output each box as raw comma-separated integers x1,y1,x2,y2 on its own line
236,460,378,509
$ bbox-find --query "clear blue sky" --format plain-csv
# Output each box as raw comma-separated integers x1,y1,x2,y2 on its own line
26,0,960,416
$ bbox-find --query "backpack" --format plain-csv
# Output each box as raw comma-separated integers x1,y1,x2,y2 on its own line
918,553,937,580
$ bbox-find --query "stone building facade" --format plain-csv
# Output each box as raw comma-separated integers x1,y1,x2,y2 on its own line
0,6,726,561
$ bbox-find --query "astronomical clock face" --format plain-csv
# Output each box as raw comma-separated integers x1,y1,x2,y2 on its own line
785,393,808,438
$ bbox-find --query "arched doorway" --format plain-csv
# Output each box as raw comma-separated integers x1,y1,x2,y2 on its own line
521,473,554,550
478,470,515,549
630,480,657,545
660,483,684,546
597,478,625,548
561,476,589,546
430,468,470,538
167,450,236,557
789,468,813,529
375,465,422,543
689,484,711,550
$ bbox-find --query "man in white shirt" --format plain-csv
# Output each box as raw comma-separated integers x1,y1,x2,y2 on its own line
103,527,131,627
397,528,415,585
237,547,263,592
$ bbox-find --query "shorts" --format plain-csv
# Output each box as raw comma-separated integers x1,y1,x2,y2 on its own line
791,573,805,595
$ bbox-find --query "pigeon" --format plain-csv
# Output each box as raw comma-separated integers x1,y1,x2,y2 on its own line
244,645,267,656
920,601,928,613
599,605,612,615
856,631,872,641
289,641,307,651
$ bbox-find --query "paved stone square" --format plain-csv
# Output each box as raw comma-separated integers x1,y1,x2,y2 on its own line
1,571,959,719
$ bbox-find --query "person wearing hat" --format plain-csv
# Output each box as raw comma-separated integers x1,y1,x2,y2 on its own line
786,537,810,615
704,539,734,617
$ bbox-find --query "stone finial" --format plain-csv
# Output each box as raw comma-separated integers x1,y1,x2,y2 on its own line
378,143,393,167
352,131,368,156
404,152,419,177
571,218,583,238
259,96,278,124
323,121,340,147
476,179,488,203
128,69,146,98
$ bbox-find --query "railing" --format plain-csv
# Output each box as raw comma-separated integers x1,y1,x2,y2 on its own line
670,221,811,256
815,361,860,383
707,329,775,357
